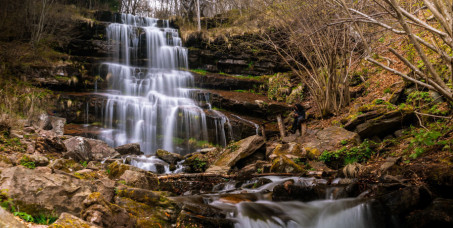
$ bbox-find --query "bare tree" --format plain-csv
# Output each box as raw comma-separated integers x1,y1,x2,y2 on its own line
338,0,453,102
261,0,355,117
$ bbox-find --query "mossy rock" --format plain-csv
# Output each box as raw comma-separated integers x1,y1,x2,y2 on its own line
51,159,83,173
49,213,99,228
107,161,130,178
270,155,306,174
183,153,208,173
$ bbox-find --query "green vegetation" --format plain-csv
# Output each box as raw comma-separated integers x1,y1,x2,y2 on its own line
1,189,57,224
20,156,36,169
190,69,207,76
320,140,375,165
408,128,443,159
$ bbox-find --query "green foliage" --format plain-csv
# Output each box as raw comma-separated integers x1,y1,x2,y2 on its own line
193,157,207,170
383,88,392,94
407,91,433,108
227,142,239,152
409,129,442,159
319,140,374,165
80,161,88,168
20,156,35,169
33,214,58,225
340,140,348,145
268,73,292,102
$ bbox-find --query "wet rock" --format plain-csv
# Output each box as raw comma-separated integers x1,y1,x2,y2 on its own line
0,166,101,216
192,71,264,91
115,143,143,155
272,180,326,201
119,170,159,190
172,195,233,228
206,135,265,174
0,207,27,228
106,160,143,178
156,149,183,165
49,213,100,228
82,192,135,228
377,185,432,217
406,198,453,228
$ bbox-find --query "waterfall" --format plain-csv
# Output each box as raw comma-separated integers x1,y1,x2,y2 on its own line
99,14,229,155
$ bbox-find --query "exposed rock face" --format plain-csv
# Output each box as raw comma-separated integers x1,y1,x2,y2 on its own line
82,192,135,228
0,207,27,228
270,156,306,174
115,143,143,155
184,32,288,76
0,166,111,216
49,213,100,228
156,149,183,165
206,135,265,174
344,109,415,139
192,72,264,91
342,163,364,178
303,127,360,158
63,137,118,162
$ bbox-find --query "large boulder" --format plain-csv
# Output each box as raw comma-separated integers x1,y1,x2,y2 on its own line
115,143,143,155
63,137,118,162
0,166,112,216
206,135,265,174
156,149,182,165
34,114,66,136
344,109,414,139
406,198,453,228
82,192,135,228
0,207,27,228
49,213,100,228
303,127,360,158
119,170,159,190
86,138,119,161
63,137,93,161
34,136,67,154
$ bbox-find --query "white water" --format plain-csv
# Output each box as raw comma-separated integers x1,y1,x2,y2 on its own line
231,199,374,228
99,14,230,155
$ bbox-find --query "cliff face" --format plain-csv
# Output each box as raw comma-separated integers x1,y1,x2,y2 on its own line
183,31,289,76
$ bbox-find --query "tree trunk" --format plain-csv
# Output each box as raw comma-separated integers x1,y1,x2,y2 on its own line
277,115,286,138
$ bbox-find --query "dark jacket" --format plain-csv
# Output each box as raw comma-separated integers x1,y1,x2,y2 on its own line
294,104,306,119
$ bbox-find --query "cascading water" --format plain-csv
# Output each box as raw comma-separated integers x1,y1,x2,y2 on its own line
99,14,229,155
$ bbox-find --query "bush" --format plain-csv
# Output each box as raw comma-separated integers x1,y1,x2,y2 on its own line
320,140,375,168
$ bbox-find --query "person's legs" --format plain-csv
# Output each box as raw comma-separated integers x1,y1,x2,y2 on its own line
291,117,299,134
295,117,304,134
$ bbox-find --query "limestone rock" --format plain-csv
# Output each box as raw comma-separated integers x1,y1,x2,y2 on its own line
0,207,27,228
156,149,182,165
49,213,100,228
269,142,306,160
34,114,66,136
82,192,135,228
34,136,67,154
206,135,265,174
51,158,84,173
28,153,49,166
119,170,159,190
115,143,143,155
63,137,93,161
0,166,102,216
63,137,118,162
303,127,360,158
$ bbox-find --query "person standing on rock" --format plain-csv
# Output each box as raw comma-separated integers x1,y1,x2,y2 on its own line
290,104,306,135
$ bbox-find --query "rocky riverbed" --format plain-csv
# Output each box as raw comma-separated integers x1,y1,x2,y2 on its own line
0,114,452,228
